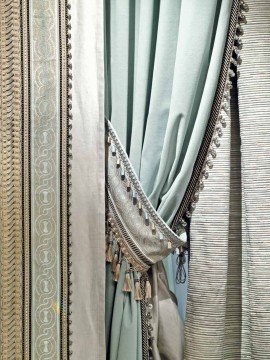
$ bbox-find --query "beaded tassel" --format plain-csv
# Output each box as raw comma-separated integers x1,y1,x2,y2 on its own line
122,270,132,292
113,250,122,282
113,262,121,282
134,275,143,301
145,277,152,300
112,251,118,272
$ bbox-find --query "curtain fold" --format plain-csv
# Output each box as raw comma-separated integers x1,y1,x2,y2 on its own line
105,1,233,359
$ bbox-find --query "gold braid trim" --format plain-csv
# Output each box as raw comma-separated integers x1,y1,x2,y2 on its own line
0,0,23,359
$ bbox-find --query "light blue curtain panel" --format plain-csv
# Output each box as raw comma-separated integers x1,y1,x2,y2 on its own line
105,0,232,358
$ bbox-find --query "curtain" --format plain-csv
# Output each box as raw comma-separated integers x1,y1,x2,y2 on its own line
1,1,270,360
105,0,233,359
71,0,106,359
185,1,270,359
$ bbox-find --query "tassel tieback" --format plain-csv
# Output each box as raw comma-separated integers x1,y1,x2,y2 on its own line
122,270,132,292
105,240,113,263
112,251,118,272
145,278,152,300
113,262,121,282
134,278,143,301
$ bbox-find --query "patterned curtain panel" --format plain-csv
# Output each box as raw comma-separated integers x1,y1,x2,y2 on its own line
0,1,72,358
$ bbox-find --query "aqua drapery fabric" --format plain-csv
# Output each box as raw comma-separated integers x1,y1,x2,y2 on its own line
105,1,233,359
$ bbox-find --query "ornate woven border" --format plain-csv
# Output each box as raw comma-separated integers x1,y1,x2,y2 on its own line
0,1,23,359
20,1,71,358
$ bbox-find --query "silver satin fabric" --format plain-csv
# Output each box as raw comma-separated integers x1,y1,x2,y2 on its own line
71,1,106,359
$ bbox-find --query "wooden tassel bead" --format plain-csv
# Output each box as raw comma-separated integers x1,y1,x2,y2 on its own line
106,242,113,263
145,279,152,299
122,270,132,292
113,263,121,282
134,279,143,301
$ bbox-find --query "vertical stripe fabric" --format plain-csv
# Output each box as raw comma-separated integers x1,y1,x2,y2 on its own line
238,1,270,358
186,86,242,360
0,0,72,358
186,2,270,359
185,92,232,359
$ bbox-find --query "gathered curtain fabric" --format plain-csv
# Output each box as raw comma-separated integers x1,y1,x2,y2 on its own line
104,0,233,359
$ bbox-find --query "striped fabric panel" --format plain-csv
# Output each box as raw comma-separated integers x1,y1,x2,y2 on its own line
224,86,242,359
238,1,270,358
185,86,243,359
185,96,232,359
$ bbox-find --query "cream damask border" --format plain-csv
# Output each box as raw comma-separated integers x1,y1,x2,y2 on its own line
0,1,23,359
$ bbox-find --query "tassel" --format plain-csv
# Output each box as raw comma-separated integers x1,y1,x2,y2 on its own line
145,278,152,299
134,278,143,301
112,251,118,272
122,270,132,292
176,247,187,284
113,262,121,282
106,241,113,263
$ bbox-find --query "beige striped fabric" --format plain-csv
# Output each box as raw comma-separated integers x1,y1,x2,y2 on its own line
238,1,270,358
185,2,270,359
185,86,242,360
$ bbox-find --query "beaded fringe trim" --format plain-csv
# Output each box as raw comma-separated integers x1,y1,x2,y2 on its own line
66,1,73,357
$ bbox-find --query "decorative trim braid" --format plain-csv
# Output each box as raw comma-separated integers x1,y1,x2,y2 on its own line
171,0,248,233
60,0,73,358
21,0,31,357
0,1,23,359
